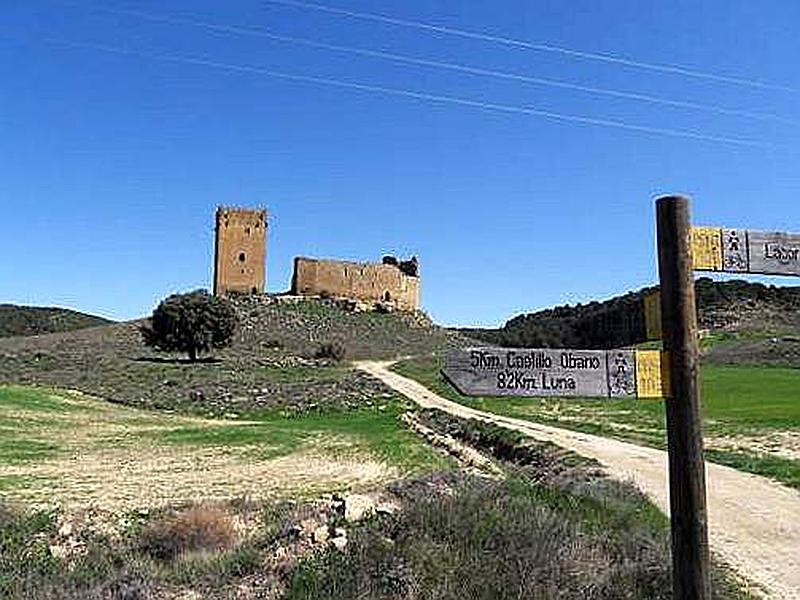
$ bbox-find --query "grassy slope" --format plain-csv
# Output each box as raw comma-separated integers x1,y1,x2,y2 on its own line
1,458,754,600
0,295,761,598
0,385,451,506
287,412,753,600
392,356,800,489
0,298,467,414
0,304,111,338
0,299,467,507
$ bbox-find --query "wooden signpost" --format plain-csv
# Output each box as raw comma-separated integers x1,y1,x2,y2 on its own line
658,197,709,600
442,195,799,600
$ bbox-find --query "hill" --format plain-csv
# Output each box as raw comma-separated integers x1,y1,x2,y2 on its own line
0,304,112,338
0,295,466,414
464,278,800,366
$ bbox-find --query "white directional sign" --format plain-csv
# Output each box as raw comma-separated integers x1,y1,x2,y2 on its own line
692,227,800,276
443,347,669,399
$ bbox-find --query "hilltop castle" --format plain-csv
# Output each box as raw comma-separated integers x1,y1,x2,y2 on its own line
212,206,420,311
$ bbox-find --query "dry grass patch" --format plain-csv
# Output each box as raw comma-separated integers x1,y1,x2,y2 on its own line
139,506,237,560
0,446,397,512
0,385,446,512
707,431,800,462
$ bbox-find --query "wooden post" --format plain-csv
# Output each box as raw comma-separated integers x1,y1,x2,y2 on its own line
656,195,711,599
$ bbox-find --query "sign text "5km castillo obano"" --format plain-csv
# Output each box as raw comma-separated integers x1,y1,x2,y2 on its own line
443,347,670,399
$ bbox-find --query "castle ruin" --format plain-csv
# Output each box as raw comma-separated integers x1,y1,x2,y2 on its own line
213,207,267,295
212,206,420,311
291,256,420,311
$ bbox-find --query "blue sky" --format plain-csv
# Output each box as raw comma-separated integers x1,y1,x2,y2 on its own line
1,0,798,326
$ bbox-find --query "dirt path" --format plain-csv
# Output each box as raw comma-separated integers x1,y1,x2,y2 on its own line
358,361,800,600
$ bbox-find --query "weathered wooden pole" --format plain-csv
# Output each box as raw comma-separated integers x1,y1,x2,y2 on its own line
656,195,711,599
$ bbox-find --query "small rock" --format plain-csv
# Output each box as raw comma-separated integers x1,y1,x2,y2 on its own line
334,527,347,538
49,544,69,560
343,494,375,522
313,525,330,544
299,518,319,538
376,502,398,516
288,524,303,540
331,535,348,551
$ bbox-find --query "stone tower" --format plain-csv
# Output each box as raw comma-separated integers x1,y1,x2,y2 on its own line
213,207,267,295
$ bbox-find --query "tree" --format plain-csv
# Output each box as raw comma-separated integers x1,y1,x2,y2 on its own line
140,290,237,361
399,256,419,277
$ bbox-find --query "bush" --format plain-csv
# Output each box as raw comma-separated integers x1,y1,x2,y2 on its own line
0,502,59,597
140,290,237,361
398,257,419,277
139,506,236,560
286,474,673,600
315,341,347,363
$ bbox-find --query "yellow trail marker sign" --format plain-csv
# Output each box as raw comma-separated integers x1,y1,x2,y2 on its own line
443,347,670,399
643,291,662,342
635,349,671,398
691,227,724,271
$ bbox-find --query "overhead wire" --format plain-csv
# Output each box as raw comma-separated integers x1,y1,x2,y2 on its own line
262,0,798,94
51,1,798,126
12,34,778,150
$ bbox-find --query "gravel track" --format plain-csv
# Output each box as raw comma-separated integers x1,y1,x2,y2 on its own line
358,361,800,600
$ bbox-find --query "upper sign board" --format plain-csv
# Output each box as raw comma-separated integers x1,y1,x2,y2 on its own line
692,227,800,276
443,347,670,399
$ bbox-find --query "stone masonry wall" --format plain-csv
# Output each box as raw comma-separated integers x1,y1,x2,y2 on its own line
291,257,420,311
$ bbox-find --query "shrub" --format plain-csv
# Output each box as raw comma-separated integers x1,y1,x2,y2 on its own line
398,257,419,277
139,506,236,560
286,474,674,600
315,341,347,363
0,502,59,597
140,290,237,361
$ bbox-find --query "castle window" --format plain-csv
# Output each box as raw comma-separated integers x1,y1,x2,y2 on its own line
245,227,251,235
239,252,246,262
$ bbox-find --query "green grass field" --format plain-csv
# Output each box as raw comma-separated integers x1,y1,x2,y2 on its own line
392,356,800,489
0,384,451,509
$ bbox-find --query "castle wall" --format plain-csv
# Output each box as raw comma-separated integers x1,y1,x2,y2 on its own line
292,257,420,311
214,207,267,295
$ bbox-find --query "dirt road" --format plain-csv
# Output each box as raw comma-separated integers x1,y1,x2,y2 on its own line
358,361,800,600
